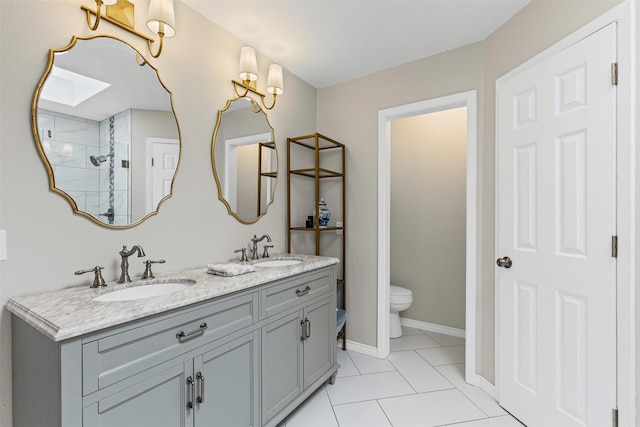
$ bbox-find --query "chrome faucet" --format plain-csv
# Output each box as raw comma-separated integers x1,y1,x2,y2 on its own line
118,245,146,283
250,234,271,259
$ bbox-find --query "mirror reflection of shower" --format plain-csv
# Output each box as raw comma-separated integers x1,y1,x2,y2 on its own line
89,153,113,167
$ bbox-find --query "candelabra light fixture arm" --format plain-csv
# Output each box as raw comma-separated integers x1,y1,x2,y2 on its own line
232,80,279,111
147,26,166,58
83,0,114,31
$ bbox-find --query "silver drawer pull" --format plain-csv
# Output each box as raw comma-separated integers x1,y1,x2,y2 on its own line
295,286,311,297
176,323,208,340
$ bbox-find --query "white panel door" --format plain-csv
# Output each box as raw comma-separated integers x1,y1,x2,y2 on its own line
150,141,179,213
496,23,617,427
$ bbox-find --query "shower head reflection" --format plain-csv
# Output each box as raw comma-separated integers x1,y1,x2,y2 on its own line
89,154,113,167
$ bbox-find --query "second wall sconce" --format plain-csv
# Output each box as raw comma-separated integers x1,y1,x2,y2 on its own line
81,0,175,59
233,47,284,110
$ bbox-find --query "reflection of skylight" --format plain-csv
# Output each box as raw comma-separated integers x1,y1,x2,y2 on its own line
40,66,111,107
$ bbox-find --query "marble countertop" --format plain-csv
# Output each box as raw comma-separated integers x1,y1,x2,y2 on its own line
6,254,339,342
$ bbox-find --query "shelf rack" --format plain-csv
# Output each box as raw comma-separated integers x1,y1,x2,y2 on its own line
287,133,346,350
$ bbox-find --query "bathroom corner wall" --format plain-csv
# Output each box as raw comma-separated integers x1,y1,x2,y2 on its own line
0,1,317,425
317,42,485,348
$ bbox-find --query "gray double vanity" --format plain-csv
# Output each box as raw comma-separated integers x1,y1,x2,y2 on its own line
7,255,339,427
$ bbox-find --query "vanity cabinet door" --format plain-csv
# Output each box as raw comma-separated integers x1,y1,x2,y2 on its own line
194,331,260,427
261,311,304,424
82,361,192,427
302,296,335,388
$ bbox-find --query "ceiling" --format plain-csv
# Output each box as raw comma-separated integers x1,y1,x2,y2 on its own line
183,0,531,89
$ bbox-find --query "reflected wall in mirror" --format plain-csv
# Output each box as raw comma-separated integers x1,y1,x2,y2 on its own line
212,97,277,224
32,35,181,228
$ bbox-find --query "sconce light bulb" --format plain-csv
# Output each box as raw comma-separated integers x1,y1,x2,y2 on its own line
147,0,176,37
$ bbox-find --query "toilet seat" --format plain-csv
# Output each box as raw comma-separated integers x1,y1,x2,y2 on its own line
390,285,413,304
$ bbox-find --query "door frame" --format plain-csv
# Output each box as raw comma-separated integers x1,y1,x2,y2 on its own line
377,90,479,385
222,132,273,212
494,1,634,424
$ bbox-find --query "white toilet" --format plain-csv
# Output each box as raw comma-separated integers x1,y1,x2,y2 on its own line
390,285,413,338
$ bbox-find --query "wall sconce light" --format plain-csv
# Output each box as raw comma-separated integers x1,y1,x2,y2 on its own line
81,0,175,59
233,47,284,110
146,0,176,58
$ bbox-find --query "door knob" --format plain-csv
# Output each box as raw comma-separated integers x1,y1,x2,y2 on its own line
496,256,512,268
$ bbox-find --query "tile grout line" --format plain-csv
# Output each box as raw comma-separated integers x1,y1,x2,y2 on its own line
384,349,421,394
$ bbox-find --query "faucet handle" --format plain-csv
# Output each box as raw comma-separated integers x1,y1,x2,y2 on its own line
234,248,249,262
142,259,166,279
262,245,274,258
75,266,107,288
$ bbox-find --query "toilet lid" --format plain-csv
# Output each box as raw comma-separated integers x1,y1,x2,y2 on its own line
390,285,412,296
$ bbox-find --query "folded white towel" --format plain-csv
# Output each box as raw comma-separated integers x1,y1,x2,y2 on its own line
207,263,257,277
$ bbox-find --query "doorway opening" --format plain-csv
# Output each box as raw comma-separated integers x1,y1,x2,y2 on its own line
377,90,478,385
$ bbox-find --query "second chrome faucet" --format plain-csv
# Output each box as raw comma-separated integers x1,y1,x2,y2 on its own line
250,234,271,260
118,244,145,283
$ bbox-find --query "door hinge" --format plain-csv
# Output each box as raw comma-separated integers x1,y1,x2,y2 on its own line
612,408,618,427
612,236,618,258
611,62,618,85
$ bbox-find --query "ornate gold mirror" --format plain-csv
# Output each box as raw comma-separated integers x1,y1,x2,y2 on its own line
212,97,277,224
32,35,181,228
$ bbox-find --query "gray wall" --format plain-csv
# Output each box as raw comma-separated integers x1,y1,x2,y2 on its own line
390,108,467,329
0,1,317,425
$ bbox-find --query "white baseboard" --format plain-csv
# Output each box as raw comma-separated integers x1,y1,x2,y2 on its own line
476,375,496,399
337,339,378,357
400,318,466,339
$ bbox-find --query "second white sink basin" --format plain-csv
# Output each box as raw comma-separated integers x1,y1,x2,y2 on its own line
93,280,196,302
255,259,302,267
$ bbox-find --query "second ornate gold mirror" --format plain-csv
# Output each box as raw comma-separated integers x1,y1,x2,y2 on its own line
212,97,277,223
32,35,181,228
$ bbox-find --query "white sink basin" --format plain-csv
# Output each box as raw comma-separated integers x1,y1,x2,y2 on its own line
255,259,302,267
93,280,196,302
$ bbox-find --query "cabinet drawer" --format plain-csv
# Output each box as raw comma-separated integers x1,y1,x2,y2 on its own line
261,269,332,318
82,292,258,396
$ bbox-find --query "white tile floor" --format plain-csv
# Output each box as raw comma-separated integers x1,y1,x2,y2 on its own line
279,326,525,427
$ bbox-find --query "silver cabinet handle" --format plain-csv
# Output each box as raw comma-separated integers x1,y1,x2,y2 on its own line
300,319,307,341
176,323,208,340
196,372,205,404
295,286,311,297
305,318,311,338
186,376,195,409
496,256,513,268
